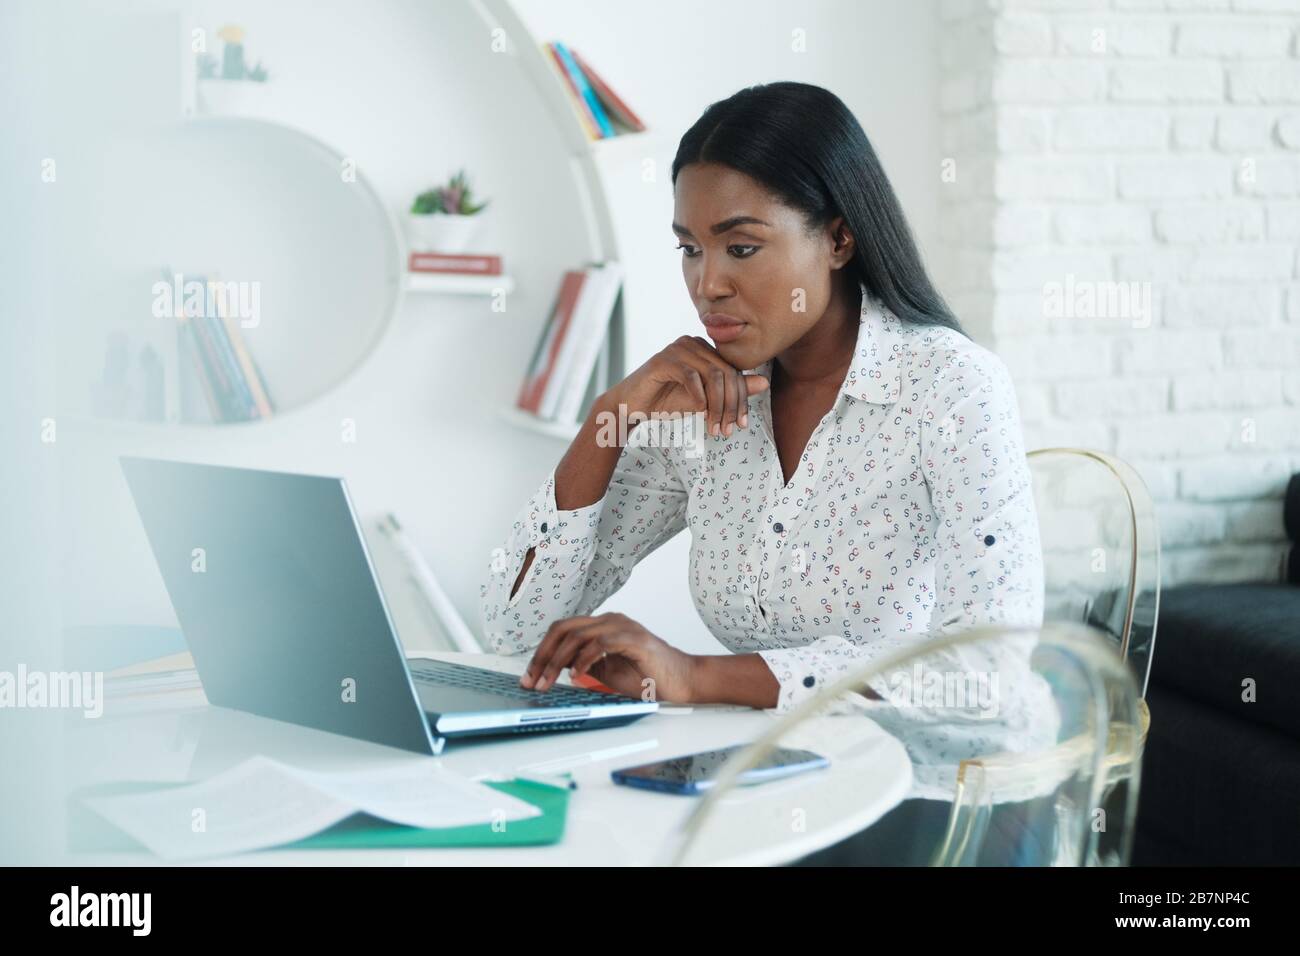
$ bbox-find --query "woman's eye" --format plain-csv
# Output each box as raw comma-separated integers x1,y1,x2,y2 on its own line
676,243,758,258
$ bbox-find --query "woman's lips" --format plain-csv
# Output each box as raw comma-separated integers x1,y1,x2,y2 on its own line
702,313,747,344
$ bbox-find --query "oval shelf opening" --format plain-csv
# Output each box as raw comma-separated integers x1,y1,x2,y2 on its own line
83,116,401,425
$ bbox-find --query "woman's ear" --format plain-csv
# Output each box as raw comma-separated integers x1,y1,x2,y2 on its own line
827,215,855,268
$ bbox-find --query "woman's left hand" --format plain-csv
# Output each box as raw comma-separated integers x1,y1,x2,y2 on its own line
520,613,696,704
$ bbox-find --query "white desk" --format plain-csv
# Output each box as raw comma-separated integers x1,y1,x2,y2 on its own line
62,651,913,866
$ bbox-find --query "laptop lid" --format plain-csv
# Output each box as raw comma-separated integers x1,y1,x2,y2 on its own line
119,456,439,755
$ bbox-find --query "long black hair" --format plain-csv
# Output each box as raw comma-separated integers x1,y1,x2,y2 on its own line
672,81,963,335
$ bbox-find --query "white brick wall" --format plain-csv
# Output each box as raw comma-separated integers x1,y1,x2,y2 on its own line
937,0,1300,587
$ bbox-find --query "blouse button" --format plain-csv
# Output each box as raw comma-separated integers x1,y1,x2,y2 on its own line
773,521,784,533
803,675,816,688
983,533,995,546
540,521,548,534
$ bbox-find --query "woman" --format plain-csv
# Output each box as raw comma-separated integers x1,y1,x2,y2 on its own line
480,82,1051,861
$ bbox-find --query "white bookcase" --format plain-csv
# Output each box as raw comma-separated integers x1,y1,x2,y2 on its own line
472,0,663,439
72,1,652,437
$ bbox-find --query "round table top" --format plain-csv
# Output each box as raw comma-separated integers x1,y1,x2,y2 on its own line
61,650,914,866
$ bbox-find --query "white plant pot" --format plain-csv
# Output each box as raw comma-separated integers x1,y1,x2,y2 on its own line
406,213,482,254
196,78,273,119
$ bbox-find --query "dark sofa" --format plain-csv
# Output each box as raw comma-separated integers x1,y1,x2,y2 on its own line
1133,481,1300,865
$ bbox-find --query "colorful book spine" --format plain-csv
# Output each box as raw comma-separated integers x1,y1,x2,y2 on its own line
178,318,219,423
545,42,599,140
203,306,256,420
164,270,274,423
552,41,615,138
220,314,274,419
207,276,272,419
182,277,239,422
571,49,646,133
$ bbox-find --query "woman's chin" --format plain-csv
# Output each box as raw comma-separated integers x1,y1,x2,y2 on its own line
714,340,761,369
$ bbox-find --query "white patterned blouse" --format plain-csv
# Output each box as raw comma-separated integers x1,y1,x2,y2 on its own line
481,283,1055,798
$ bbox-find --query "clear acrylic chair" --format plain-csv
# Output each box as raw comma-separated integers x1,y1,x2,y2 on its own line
662,621,1144,866
1026,447,1161,699
1027,447,1161,847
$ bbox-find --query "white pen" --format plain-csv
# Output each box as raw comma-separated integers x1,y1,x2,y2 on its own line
512,771,578,791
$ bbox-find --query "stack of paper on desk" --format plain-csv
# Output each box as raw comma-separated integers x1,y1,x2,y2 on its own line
82,755,541,860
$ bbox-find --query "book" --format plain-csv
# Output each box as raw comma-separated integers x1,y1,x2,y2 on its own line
199,311,254,420
548,41,608,138
200,285,256,420
183,281,243,422
159,270,275,423
212,285,274,419
177,319,217,423
538,265,605,419
517,269,587,414
554,262,623,424
544,42,600,140
549,41,615,139
408,251,503,275
571,48,646,133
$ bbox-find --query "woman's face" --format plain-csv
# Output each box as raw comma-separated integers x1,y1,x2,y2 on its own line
672,161,854,370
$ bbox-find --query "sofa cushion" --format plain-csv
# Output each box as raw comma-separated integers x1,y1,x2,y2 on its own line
1149,583,1300,740
1137,681,1300,865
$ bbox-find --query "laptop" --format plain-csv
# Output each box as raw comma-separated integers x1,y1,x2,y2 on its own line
118,456,657,754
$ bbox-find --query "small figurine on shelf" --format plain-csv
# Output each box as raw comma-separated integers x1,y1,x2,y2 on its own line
407,169,491,253
218,24,248,79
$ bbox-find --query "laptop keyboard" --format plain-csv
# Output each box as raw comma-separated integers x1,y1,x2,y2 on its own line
407,658,631,707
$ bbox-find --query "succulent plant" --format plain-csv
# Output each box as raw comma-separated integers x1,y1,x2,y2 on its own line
410,169,490,215
196,52,218,79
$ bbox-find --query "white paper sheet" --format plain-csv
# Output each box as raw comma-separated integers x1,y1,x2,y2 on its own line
83,755,542,860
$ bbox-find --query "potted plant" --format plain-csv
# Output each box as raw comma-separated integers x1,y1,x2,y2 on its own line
195,24,272,117
406,169,490,253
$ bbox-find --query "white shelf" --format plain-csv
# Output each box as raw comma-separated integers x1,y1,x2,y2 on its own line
587,130,661,164
187,78,284,126
405,273,515,296
499,406,581,440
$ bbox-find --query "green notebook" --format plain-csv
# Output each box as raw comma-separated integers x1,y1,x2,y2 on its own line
70,778,570,854
289,779,571,849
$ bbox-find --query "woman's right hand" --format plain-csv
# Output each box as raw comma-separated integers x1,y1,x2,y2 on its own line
607,335,770,439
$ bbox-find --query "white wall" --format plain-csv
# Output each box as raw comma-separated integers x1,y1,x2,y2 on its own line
937,0,1300,588
37,0,945,656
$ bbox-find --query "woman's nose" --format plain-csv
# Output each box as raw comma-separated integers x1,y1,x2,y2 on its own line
691,255,733,302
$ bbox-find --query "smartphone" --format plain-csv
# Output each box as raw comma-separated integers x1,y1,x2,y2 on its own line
610,744,829,795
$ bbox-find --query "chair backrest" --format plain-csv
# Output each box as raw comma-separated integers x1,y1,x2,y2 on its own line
1027,447,1161,698
663,621,1145,867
